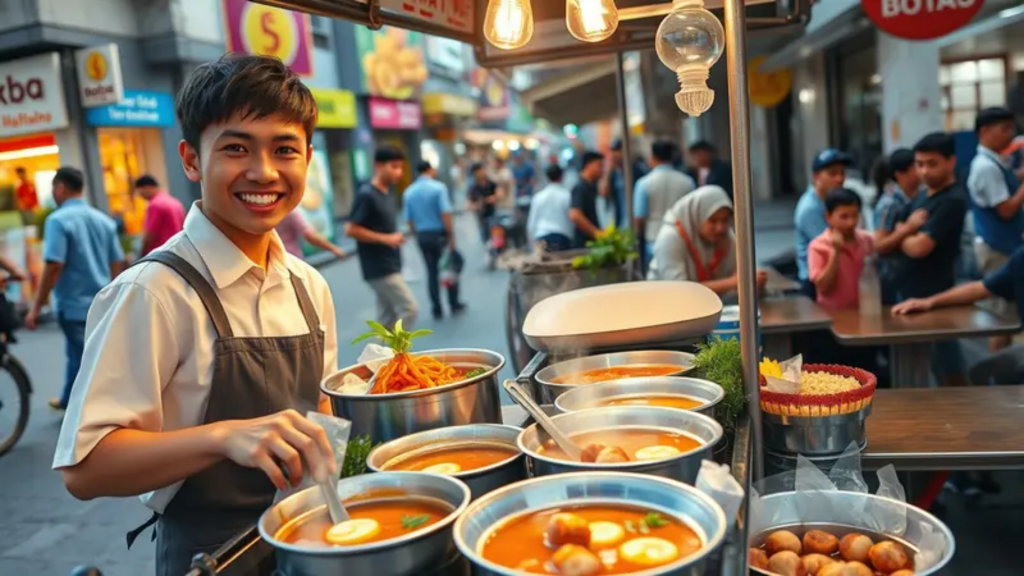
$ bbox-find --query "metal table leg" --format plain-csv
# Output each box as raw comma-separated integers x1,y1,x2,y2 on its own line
890,343,931,388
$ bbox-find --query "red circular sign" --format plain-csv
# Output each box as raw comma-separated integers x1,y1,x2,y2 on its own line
861,0,984,40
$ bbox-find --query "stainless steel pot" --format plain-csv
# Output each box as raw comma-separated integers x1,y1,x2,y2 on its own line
517,406,723,484
750,491,955,576
761,406,871,455
554,376,724,419
533,350,696,404
259,472,471,576
322,349,505,443
367,424,527,500
453,472,728,576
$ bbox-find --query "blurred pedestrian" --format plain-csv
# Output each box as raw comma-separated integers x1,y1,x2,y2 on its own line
634,140,695,268
686,141,733,199
135,175,185,257
276,209,346,260
873,149,925,305
403,160,464,319
527,164,573,252
346,146,418,327
602,140,627,228
795,149,851,300
26,167,126,410
468,162,498,245
512,153,536,200
15,166,39,224
570,151,606,248
492,156,516,212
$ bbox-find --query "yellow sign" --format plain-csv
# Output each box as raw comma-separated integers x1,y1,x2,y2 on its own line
748,56,792,109
310,89,358,129
85,52,107,81
224,0,313,76
422,93,477,117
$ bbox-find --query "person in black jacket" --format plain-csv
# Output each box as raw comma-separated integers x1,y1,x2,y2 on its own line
687,141,733,200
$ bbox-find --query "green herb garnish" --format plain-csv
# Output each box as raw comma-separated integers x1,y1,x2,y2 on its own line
351,319,432,354
341,435,377,478
643,513,668,529
624,520,637,534
464,367,487,378
692,336,746,434
401,514,431,530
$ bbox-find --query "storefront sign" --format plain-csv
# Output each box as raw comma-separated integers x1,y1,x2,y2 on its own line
473,69,509,122
368,97,422,130
355,27,428,99
862,0,984,40
425,36,467,74
85,90,175,127
223,0,313,76
748,56,792,108
356,0,474,35
75,44,125,108
422,93,476,117
0,53,69,138
310,88,358,129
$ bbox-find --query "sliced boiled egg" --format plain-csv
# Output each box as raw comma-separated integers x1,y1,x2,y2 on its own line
634,445,683,461
325,518,381,546
423,462,462,475
619,537,680,566
588,521,626,549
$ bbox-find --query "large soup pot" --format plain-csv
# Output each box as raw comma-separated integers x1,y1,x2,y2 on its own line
518,406,723,484
454,471,728,576
554,376,725,419
322,349,505,443
367,424,527,500
259,472,471,576
533,350,695,404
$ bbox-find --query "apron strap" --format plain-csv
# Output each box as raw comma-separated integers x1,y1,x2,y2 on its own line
288,274,320,333
125,510,160,549
134,252,235,339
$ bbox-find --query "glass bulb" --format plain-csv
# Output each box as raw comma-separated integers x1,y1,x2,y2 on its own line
654,0,725,116
566,0,619,43
484,0,535,50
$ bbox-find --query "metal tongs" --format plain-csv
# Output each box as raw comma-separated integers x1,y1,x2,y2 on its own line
503,380,582,461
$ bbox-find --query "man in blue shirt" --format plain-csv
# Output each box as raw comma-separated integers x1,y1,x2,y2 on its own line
794,149,850,299
26,167,125,410
403,160,464,320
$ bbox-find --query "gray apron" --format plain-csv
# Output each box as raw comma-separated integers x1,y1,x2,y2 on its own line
124,250,324,576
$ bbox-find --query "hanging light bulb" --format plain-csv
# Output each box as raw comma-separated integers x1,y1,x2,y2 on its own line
566,0,619,43
484,0,535,50
654,0,725,117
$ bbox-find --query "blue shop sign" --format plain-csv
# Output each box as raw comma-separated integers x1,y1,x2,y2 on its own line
86,90,175,128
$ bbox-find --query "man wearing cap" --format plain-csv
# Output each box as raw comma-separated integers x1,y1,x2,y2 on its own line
794,149,850,299
967,107,1024,351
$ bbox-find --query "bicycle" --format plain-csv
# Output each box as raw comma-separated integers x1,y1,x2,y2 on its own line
0,283,32,458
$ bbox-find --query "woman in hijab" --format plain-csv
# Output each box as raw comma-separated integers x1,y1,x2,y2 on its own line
647,185,766,294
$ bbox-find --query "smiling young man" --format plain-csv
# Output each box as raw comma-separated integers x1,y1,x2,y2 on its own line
52,55,338,576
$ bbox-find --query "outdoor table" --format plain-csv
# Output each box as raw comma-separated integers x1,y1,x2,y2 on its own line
758,295,834,359
763,267,801,295
828,305,1021,387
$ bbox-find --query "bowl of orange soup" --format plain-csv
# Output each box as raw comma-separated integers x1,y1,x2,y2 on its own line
554,377,725,419
534,351,695,404
453,472,727,576
367,424,527,500
517,406,723,484
259,472,471,576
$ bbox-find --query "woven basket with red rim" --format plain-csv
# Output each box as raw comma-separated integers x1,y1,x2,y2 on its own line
759,363,877,417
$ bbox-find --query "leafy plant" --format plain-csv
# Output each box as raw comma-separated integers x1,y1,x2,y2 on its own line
351,320,432,354
572,225,638,273
692,336,747,433
341,435,376,478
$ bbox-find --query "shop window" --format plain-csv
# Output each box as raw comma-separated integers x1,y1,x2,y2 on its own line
312,16,331,49
940,57,1008,131
98,129,148,235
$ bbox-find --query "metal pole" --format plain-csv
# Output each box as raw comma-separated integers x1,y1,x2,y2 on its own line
723,0,763,477
615,52,635,228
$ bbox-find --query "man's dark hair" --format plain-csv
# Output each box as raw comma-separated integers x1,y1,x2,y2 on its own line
470,162,485,174
416,160,433,174
581,151,604,168
824,187,862,214
374,145,405,164
651,140,676,162
134,175,159,188
610,139,622,152
54,167,85,193
914,132,955,158
975,107,1015,133
546,164,563,183
888,148,915,175
688,140,716,154
870,157,890,192
15,166,26,175
175,54,318,151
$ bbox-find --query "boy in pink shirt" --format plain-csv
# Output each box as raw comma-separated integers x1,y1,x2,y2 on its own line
135,175,185,256
808,188,875,310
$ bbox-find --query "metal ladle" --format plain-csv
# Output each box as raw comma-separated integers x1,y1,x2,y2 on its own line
503,379,582,461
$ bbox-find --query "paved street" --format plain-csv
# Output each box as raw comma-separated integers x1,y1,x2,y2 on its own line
0,206,884,576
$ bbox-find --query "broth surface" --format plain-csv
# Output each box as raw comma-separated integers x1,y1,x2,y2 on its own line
274,496,452,548
552,365,683,385
383,442,519,474
480,504,703,574
538,428,703,463
600,394,703,410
